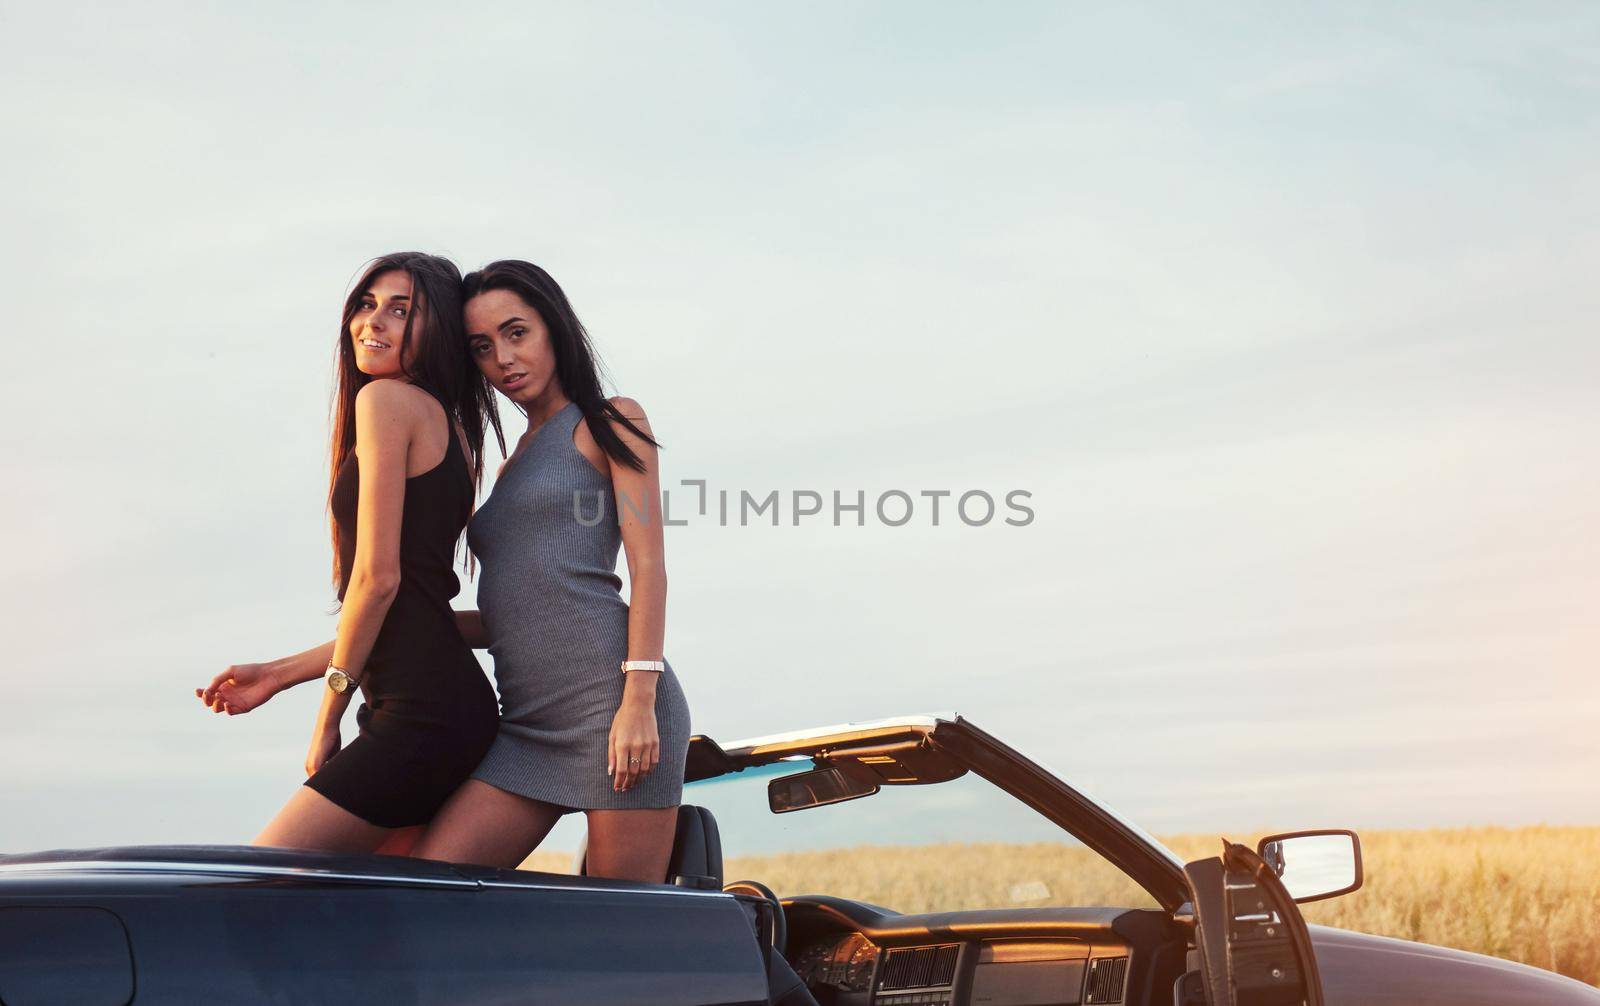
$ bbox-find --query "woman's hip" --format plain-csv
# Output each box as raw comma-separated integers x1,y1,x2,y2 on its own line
492,659,688,727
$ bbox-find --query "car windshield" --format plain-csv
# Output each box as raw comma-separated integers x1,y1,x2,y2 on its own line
685,759,1162,912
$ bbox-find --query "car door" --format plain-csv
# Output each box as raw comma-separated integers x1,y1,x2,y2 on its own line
83,863,770,1005
1178,840,1326,1006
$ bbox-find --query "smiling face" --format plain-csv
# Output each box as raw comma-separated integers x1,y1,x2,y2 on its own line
465,288,561,407
349,269,421,377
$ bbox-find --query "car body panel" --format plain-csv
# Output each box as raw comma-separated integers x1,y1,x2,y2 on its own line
0,905,134,1006
1311,925,1600,1005
0,848,770,1006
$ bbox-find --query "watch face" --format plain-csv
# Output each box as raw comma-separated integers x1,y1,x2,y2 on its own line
329,670,351,693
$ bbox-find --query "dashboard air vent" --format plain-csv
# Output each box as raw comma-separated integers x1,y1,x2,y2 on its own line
880,943,960,989
1085,955,1128,1004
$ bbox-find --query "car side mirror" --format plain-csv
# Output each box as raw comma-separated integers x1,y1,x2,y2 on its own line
768,765,879,813
1257,829,1363,903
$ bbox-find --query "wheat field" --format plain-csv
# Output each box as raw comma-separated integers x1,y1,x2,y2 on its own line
524,825,1600,987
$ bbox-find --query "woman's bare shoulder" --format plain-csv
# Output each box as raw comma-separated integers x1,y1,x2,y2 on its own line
355,377,432,410
354,379,432,438
606,395,653,435
607,394,646,418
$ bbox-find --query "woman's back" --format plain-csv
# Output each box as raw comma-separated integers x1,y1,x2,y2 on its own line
304,384,499,831
329,389,479,703
332,391,471,604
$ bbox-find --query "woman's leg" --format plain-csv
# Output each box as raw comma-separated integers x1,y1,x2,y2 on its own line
253,786,398,853
410,779,567,868
373,826,425,857
584,806,679,884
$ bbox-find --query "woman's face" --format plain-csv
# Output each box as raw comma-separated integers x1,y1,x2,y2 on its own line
464,288,559,406
349,270,421,377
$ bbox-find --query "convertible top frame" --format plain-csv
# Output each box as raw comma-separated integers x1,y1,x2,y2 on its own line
685,712,1191,911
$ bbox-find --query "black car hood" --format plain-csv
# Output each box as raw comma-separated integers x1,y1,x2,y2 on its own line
1311,924,1600,1005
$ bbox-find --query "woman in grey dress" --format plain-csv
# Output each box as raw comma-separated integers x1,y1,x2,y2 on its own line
408,260,691,883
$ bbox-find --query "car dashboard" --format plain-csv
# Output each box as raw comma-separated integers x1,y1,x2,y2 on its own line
782,896,1184,1006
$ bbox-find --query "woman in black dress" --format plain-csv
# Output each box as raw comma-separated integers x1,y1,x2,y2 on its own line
200,252,502,853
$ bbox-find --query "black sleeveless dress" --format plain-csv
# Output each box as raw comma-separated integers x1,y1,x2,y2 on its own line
303,393,499,828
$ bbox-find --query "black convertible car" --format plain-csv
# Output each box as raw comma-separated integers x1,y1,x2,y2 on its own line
2,714,1594,1005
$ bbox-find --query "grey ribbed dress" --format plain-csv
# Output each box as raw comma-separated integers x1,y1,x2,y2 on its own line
467,400,691,810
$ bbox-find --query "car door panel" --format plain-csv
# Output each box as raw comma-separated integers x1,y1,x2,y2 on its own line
34,872,769,1005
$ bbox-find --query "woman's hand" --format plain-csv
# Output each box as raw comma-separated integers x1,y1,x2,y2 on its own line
197,663,284,715
608,696,660,792
305,725,340,777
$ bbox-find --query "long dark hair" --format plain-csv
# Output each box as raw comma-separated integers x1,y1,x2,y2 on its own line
329,252,505,584
462,259,658,471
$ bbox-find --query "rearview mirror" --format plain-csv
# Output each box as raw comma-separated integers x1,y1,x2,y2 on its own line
768,766,879,813
1257,829,1363,903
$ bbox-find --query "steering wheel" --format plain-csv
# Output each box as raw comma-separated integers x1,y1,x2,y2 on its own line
723,879,787,953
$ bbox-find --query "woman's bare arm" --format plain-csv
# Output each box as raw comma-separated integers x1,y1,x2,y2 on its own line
304,379,414,771
608,397,667,668
604,396,667,792
199,608,489,715
197,639,334,715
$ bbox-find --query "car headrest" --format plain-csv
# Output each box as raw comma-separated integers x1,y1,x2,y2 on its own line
667,805,723,888
571,804,722,888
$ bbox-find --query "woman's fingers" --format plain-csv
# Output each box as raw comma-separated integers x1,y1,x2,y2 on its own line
608,732,625,790
202,667,244,710
616,743,637,791
609,721,664,791
619,738,661,790
201,668,235,706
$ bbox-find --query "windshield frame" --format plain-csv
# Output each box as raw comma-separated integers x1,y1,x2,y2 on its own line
687,713,1189,910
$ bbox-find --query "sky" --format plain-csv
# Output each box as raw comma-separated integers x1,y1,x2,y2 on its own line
1,2,1597,857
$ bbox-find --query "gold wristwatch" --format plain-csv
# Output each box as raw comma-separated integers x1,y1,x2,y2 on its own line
324,664,358,694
